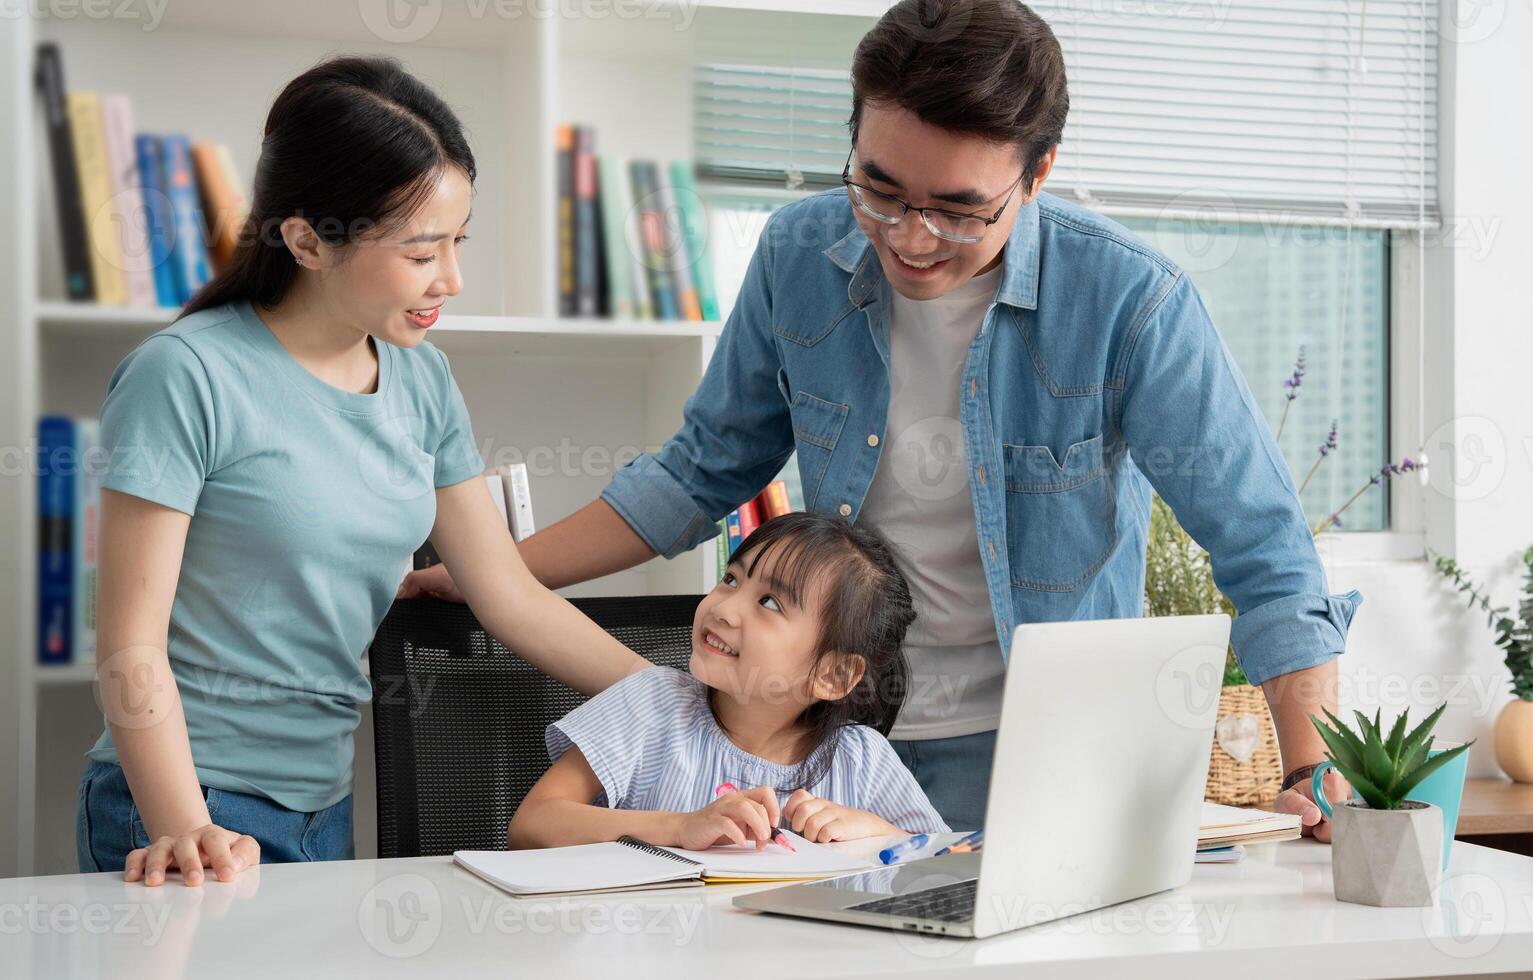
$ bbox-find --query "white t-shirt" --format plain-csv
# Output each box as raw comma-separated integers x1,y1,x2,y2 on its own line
861,263,1007,740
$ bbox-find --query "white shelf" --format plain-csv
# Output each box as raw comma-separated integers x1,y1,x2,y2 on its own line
35,301,722,357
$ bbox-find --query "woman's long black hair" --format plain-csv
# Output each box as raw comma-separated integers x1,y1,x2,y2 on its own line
717,512,917,786
180,56,476,319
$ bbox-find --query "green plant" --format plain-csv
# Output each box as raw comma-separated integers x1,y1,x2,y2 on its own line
1143,495,1244,686
1308,704,1474,810
1431,547,1533,700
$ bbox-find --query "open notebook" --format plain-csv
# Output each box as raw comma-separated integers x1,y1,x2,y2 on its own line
454,831,877,898
1199,802,1303,849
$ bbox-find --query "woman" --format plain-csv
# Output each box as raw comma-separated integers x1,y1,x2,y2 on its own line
76,56,648,885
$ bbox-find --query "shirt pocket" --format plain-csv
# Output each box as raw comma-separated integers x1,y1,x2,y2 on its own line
1002,433,1117,592
789,389,849,509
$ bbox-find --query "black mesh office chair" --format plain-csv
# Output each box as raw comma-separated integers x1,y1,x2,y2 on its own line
367,595,703,858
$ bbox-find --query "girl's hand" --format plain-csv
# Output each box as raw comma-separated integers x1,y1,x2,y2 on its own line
783,789,901,843
125,823,260,886
674,785,781,851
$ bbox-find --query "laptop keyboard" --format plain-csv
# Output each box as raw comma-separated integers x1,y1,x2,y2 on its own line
846,879,979,922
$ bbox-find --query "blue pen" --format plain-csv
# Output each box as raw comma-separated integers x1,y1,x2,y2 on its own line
934,830,985,857
879,833,930,865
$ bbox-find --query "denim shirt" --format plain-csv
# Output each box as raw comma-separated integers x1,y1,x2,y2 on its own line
603,189,1361,688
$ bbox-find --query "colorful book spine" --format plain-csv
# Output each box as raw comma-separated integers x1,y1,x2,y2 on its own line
37,417,75,665
758,480,792,520
100,94,157,309
35,44,94,301
596,157,635,320
192,141,248,273
134,135,178,307
725,510,743,558
67,92,128,305
736,498,762,540
574,126,600,317
716,519,729,580
655,175,702,321
161,134,210,304
630,161,679,320
73,419,101,665
555,124,575,317
669,162,721,320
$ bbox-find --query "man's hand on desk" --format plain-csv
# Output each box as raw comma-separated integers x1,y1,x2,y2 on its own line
1273,767,1351,843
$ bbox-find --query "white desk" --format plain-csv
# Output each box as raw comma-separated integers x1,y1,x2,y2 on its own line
5,837,1532,980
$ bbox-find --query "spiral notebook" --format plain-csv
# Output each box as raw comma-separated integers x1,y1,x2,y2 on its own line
454,832,876,898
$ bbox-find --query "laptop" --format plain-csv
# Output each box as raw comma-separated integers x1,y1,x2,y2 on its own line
733,614,1231,940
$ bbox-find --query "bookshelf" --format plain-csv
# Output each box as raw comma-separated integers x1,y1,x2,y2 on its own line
3,0,891,877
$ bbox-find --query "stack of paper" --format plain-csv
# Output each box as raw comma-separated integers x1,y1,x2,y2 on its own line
1199,802,1303,849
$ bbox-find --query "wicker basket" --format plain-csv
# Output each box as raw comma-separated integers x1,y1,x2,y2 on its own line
1204,684,1283,804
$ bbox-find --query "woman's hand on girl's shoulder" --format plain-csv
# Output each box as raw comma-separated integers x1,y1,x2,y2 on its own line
125,823,261,886
782,789,901,844
673,785,781,851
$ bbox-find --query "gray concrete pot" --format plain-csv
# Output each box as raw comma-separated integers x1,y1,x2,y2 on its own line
1330,800,1443,907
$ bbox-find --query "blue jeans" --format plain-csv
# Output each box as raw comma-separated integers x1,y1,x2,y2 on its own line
890,729,998,834
76,759,354,874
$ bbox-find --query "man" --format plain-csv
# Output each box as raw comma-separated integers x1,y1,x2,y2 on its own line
404,0,1358,836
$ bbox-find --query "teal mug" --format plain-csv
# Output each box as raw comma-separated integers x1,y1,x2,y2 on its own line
1311,739,1470,869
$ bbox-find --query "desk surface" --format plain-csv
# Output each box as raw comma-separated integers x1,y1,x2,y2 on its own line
6,837,1533,980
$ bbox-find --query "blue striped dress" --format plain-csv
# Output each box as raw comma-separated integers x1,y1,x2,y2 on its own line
546,666,949,834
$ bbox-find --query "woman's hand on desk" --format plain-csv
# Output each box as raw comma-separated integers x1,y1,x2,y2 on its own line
1273,768,1351,844
677,785,782,850
125,823,260,887
397,563,465,603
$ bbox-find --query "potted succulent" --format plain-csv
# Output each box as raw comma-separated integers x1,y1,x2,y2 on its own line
1309,704,1474,907
1432,546,1533,782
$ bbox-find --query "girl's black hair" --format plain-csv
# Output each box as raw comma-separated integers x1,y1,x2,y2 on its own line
180,56,476,319
718,512,916,783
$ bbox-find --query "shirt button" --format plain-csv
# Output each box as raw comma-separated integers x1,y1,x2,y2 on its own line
988,543,997,561
838,504,852,517
867,434,879,447
970,378,978,397
977,464,987,485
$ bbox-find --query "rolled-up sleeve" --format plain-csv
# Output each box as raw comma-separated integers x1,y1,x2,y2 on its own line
601,213,796,559
1118,273,1363,688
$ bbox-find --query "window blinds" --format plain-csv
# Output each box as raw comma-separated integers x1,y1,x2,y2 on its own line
693,0,1439,229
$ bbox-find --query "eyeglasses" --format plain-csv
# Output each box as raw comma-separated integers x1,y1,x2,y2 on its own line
841,148,1026,245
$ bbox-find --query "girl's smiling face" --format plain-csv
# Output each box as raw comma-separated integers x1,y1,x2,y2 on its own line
690,547,858,713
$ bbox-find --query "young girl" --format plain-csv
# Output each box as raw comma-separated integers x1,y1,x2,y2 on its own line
508,513,949,850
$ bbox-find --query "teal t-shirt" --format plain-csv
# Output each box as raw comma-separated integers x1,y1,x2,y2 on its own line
87,300,484,811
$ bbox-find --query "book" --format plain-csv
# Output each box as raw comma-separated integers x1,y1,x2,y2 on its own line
735,497,762,540
73,419,101,666
716,519,729,580
573,126,600,317
757,480,792,520
502,463,535,541
67,92,128,306
161,134,210,304
596,157,636,320
725,509,743,555
37,417,75,665
454,830,875,898
555,124,575,317
99,94,157,309
654,175,702,321
192,141,248,273
630,161,679,320
1197,802,1302,849
668,162,720,320
35,43,94,301
135,136,178,307
484,471,511,530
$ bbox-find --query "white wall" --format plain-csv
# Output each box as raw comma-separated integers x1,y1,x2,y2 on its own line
1322,0,1533,778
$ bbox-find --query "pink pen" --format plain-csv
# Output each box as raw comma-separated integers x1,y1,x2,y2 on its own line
714,783,796,852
